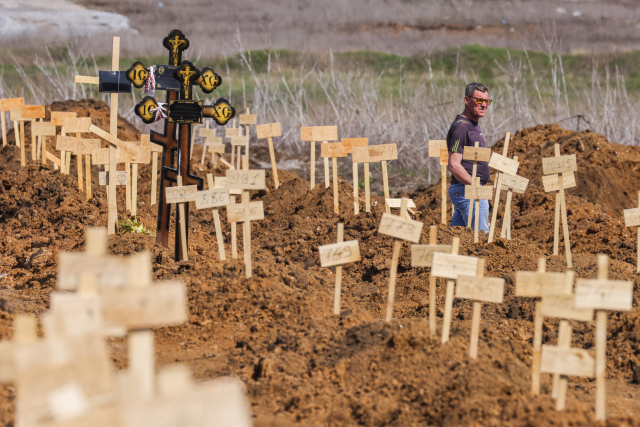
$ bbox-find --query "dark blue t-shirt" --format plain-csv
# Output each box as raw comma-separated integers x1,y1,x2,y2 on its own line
446,115,490,185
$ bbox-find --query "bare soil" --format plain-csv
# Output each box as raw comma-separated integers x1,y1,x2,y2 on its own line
1,101,640,426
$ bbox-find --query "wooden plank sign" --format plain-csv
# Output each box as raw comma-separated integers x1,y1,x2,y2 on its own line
501,173,529,193
488,152,519,175
225,170,266,190
465,185,493,199
352,144,398,163
463,146,492,162
77,139,102,155
92,148,110,165
540,294,594,322
300,126,313,141
0,97,24,112
429,140,447,157
256,122,281,139
227,201,265,222
208,143,225,154
542,154,578,175
194,188,230,209
311,126,338,142
574,279,633,311
99,171,127,186
411,244,453,267
385,198,416,209
431,252,479,280
165,185,198,204
542,172,577,192
58,254,128,290
321,142,347,158
231,136,249,147
515,271,570,297
130,145,151,164
64,117,92,133
225,128,240,137
319,240,361,267
21,105,45,119
540,345,595,378
214,176,241,195
342,138,368,154
377,213,423,243
56,135,79,152
455,275,505,303
50,111,76,127
624,208,640,228
238,114,257,125
31,122,56,136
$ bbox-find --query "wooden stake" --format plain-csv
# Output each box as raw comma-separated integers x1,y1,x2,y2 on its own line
333,157,339,214
531,257,546,396
206,174,226,261
385,199,409,322
382,160,390,214
107,37,120,235
76,133,83,192
466,142,480,227
20,120,25,166
60,125,66,174
442,236,461,343
41,135,47,165
151,151,158,205
364,162,371,213
555,320,572,411
334,223,344,315
85,155,92,200
428,226,438,336
595,254,608,421
353,163,359,215
552,144,573,267
487,132,511,243
310,141,316,189
129,329,155,399
441,163,447,224
199,121,210,164
36,118,43,161
638,192,640,273
469,258,486,359
125,162,132,212
177,176,188,262
323,141,330,189
14,119,20,148
501,155,518,239
132,164,138,217
242,189,252,278
267,137,279,189
231,196,238,258
30,119,36,161
474,177,481,243
0,110,6,148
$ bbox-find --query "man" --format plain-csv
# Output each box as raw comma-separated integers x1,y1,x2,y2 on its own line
446,82,492,232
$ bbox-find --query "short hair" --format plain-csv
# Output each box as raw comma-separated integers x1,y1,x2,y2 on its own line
465,82,488,97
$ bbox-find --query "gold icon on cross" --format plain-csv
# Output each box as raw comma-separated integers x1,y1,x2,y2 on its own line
169,36,186,65
179,66,196,99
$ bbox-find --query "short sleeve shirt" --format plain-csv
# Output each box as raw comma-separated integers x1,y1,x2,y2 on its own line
446,115,490,185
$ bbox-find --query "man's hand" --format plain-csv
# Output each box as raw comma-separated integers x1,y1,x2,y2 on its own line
448,152,473,185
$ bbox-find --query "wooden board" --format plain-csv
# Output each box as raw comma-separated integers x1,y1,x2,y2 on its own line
225,170,266,190
319,240,361,267
31,122,56,136
194,188,231,209
99,171,127,186
488,152,519,175
300,126,313,141
624,208,640,228
256,122,282,139
352,144,398,163
50,111,76,126
227,201,265,222
10,108,22,121
21,105,45,119
48,293,105,337
321,142,347,158
501,173,529,193
64,117,92,133
238,114,257,125
377,213,423,243
428,140,447,157
57,254,130,290
342,138,368,154
92,148,110,165
542,172,577,192
540,294,594,321
542,154,578,175
514,271,570,297
540,345,595,378
225,128,240,137
431,252,479,280
439,149,449,165
150,143,163,153
199,128,217,138
0,97,24,112
56,135,79,152
574,279,633,311
311,126,338,142
385,198,416,208
465,185,493,200
231,136,249,146
165,185,198,203
130,146,151,164
100,281,187,329
76,139,101,155
207,143,226,154
214,176,241,195
455,276,505,303
411,244,453,267
463,146,492,162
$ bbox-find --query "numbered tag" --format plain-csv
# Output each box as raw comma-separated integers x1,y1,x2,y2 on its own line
352,144,398,163
92,148,110,165
431,252,479,280
542,172,577,193
342,138,368,154
514,271,570,297
542,154,577,176
489,152,519,175
56,135,79,152
199,128,217,138
463,146,492,162
540,345,595,378
300,126,313,142
76,139,101,155
377,213,423,243
225,128,240,137
256,122,281,139
574,279,633,311
411,244,453,267
165,185,198,203
231,136,249,147
319,240,361,267
320,142,347,158
208,143,225,154
225,170,266,190
311,126,338,142
214,176,241,195
464,185,493,200
540,294,594,322
238,114,257,125
624,207,640,228
31,122,56,137
501,174,529,193
227,201,265,222
455,276,505,303
428,140,447,158
99,171,127,186
130,146,151,164
385,198,416,209
22,105,45,119
194,188,230,209
50,111,76,127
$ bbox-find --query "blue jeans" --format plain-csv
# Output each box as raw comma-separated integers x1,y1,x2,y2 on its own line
448,183,490,233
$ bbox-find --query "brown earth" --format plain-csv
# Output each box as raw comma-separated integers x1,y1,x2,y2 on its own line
1,101,640,426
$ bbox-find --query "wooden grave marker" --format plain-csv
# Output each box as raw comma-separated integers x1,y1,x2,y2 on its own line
238,108,256,168
342,138,368,214
226,119,240,166
428,140,448,224
321,141,348,214
411,226,452,336
465,176,493,243
194,174,230,260
352,144,398,213
487,132,513,243
128,140,152,216
31,121,56,166
256,122,282,189
226,169,266,278
386,198,416,217
197,121,212,164
0,97,24,148
51,111,77,174
623,192,640,272
431,241,479,343
462,142,491,227
165,176,197,261
64,117,92,196
319,223,362,315
499,157,529,240
455,259,505,358
543,144,577,267
146,137,164,206
574,254,633,420
21,105,45,163
378,198,424,321
215,176,241,259
301,126,338,189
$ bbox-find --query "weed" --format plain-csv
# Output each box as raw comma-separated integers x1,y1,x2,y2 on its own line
118,217,155,236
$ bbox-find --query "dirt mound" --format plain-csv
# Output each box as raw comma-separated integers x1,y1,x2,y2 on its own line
1,105,640,426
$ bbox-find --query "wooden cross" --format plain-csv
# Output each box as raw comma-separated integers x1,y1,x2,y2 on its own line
63,117,92,195
462,142,491,227
352,144,398,213
428,140,448,224
31,120,56,166
50,111,76,174
411,226,452,336
386,198,416,216
455,258,505,358
23,105,46,163
319,223,362,314
194,173,230,261
431,240,480,343
74,36,124,235
145,136,164,206
225,169,266,277
165,176,198,261
342,138,368,215
301,126,338,189
498,156,529,240
198,121,213,164
321,141,348,214
227,120,240,166
574,254,633,420
377,198,424,321
214,176,242,258
238,109,256,165
464,177,494,243
542,144,577,267
623,193,640,272
231,134,250,170
256,122,282,189
488,133,518,243
0,97,24,147
128,139,152,216
11,105,44,166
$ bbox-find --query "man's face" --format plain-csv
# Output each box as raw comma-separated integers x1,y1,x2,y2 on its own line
465,90,490,119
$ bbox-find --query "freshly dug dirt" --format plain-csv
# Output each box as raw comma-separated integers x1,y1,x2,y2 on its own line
1,105,640,427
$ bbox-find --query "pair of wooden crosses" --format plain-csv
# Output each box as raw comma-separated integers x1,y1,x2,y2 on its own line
0,98,47,167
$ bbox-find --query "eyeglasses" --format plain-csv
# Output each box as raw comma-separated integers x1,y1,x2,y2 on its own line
468,96,492,106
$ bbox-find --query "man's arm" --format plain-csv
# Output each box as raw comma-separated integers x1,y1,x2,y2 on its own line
448,152,473,185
